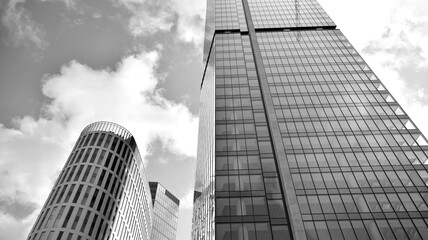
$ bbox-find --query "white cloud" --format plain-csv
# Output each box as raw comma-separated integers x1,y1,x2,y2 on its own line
40,0,76,10
175,188,194,240
114,0,205,45
174,0,205,45
0,0,47,49
0,50,198,239
115,0,175,35
179,188,194,210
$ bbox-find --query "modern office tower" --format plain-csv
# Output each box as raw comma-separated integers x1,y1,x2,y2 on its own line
27,121,153,240
149,182,180,240
193,0,428,239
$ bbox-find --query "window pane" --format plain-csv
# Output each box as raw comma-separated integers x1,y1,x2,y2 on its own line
217,224,231,240
252,197,268,215
268,200,286,218
255,223,272,240
272,225,291,240
216,198,230,216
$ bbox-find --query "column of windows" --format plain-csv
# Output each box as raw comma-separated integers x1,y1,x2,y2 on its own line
258,29,428,240
214,33,291,240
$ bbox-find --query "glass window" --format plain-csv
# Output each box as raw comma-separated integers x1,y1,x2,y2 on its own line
319,195,333,213
229,176,239,191
308,196,322,214
387,193,404,212
327,221,344,240
398,193,417,211
229,156,238,170
351,220,370,240
388,219,407,240
268,199,286,218
331,195,346,213
238,156,248,169
342,195,357,213
322,173,336,188
239,175,251,191
375,194,392,212
255,223,272,240
304,221,318,240
253,197,268,215
353,194,370,212
409,193,428,211
264,178,281,193
216,140,228,151
241,198,253,216
247,155,261,169
339,221,357,240
333,173,347,188
315,221,331,240
250,175,264,190
216,176,229,191
363,220,383,240
243,223,257,240
230,198,242,216
216,198,230,216
365,194,381,212
216,157,228,170
261,158,276,172
216,224,231,240
400,219,421,240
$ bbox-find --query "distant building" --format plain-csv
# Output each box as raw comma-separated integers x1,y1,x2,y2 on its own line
149,182,180,240
27,121,153,240
192,0,428,239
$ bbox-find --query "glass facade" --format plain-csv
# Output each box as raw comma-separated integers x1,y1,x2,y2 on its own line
194,0,428,239
149,182,180,240
27,121,153,240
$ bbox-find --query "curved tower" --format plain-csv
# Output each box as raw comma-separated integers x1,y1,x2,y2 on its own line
27,121,153,240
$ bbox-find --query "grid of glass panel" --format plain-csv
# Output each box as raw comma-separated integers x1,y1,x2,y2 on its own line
27,122,153,240
215,0,241,30
198,0,428,239
248,0,335,29
213,32,291,240
150,182,180,240
204,0,248,65
257,29,428,240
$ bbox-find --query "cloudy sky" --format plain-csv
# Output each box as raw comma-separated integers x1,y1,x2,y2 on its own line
0,0,427,239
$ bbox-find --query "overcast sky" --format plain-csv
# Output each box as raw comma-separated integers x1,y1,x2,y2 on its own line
0,0,427,239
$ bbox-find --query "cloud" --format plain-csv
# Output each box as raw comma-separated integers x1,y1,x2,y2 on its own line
39,0,76,10
114,0,205,45
0,0,47,49
0,194,37,221
179,188,194,210
114,0,175,35
363,7,428,69
174,0,205,45
356,1,428,135
175,188,194,240
0,50,198,239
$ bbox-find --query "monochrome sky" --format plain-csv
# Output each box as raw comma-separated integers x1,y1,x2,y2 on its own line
0,0,427,239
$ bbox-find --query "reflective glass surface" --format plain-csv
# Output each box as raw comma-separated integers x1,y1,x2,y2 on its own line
258,29,428,239
195,0,428,239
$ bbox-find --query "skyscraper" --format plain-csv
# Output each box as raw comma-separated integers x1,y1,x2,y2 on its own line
149,182,180,240
193,0,428,239
27,121,153,240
